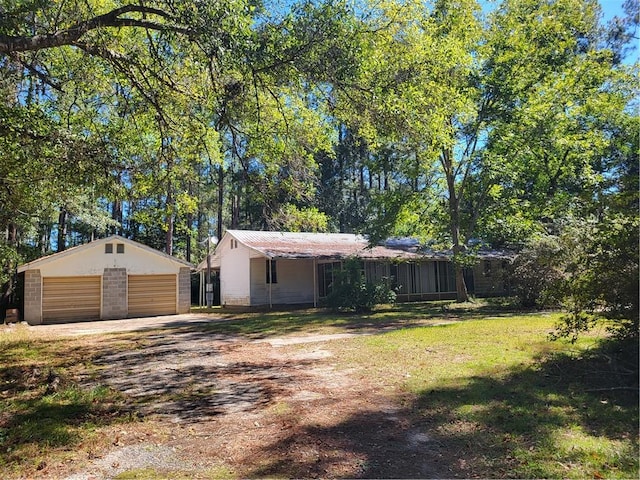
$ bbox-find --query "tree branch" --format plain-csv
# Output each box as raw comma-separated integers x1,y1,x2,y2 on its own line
0,5,192,54
10,53,64,92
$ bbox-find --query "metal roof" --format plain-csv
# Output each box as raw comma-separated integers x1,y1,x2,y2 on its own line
225,230,431,260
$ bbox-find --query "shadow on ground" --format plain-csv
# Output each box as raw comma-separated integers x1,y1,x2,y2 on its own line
2,309,636,479
240,338,639,479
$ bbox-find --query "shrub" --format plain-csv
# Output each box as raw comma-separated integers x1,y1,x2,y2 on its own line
508,235,564,309
324,258,396,313
552,214,639,342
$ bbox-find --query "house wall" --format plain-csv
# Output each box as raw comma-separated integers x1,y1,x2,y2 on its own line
250,258,315,305
219,239,251,306
24,269,42,325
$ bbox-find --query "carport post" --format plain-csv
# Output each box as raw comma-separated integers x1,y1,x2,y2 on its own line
205,242,212,307
268,256,273,309
313,258,317,307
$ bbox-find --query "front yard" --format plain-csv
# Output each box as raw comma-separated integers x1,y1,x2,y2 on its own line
0,303,637,479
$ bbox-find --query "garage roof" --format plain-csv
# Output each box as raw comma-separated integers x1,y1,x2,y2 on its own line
17,235,193,273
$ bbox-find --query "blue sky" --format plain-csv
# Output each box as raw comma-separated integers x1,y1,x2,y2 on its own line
599,0,627,22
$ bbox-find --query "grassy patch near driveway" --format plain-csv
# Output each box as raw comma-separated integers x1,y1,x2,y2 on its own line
332,314,638,479
196,298,517,338
0,325,134,476
0,305,637,479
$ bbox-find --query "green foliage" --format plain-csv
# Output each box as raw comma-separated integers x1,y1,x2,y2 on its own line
271,205,329,232
508,235,564,309
553,214,639,342
324,258,396,313
510,212,639,341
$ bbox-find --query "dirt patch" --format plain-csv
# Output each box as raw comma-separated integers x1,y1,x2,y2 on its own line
23,325,450,479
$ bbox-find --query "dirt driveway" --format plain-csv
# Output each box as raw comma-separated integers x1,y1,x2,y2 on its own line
27,313,221,336
24,314,449,479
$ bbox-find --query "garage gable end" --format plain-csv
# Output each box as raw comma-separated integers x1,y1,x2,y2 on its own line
19,236,194,324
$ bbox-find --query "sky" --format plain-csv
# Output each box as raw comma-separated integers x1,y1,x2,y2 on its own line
598,0,628,22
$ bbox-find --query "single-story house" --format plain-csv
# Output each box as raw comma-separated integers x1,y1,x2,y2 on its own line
203,230,512,308
18,235,193,324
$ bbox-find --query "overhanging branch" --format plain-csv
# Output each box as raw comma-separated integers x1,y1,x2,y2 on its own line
0,4,192,54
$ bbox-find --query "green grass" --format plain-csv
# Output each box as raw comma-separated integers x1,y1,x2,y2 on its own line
334,313,638,479
0,303,637,479
0,325,131,475
192,298,521,338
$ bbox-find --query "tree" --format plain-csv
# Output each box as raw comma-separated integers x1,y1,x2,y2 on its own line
333,0,637,304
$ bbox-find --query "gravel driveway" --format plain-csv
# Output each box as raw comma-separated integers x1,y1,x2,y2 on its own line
26,313,224,336
11,312,447,479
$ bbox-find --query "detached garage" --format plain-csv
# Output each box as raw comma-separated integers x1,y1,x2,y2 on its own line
18,235,193,325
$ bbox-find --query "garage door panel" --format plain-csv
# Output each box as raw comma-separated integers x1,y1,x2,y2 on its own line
128,274,176,317
42,276,101,323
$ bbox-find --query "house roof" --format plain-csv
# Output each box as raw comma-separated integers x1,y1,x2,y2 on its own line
194,230,515,270
219,230,439,261
17,235,193,273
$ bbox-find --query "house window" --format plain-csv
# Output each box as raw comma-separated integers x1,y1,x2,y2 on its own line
266,259,277,284
105,243,113,254
318,262,341,297
116,243,125,254
407,263,420,294
436,261,456,292
484,260,492,276
389,263,399,291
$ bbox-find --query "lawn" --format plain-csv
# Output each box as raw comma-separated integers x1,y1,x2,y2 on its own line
0,302,637,479
332,313,638,478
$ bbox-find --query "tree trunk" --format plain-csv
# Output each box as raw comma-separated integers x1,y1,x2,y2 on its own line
1,223,18,322
38,223,50,255
217,164,224,241
111,200,123,235
186,211,193,263
165,187,174,256
442,147,469,302
57,207,67,252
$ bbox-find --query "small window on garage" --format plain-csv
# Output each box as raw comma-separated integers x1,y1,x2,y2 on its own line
116,243,125,254
105,243,113,254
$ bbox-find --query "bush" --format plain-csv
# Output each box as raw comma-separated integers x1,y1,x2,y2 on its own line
324,258,396,313
552,214,639,342
508,235,564,309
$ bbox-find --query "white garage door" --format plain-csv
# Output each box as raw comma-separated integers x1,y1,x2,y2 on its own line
128,274,176,317
42,276,101,323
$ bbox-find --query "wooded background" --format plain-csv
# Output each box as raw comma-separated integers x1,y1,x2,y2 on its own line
1,0,637,326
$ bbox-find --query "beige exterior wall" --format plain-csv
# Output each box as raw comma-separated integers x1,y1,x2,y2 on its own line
178,267,191,313
250,258,315,306
20,237,193,323
102,268,127,319
36,241,181,277
24,269,42,325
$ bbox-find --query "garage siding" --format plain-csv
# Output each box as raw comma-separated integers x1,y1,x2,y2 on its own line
42,276,101,323
128,274,177,317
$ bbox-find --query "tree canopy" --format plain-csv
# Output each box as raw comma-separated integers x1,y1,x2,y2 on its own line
1,0,637,337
